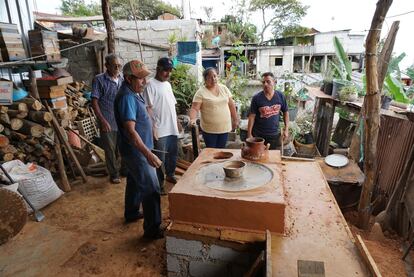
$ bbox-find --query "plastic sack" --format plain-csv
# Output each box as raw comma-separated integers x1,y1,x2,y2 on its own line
0,160,64,211
12,88,29,101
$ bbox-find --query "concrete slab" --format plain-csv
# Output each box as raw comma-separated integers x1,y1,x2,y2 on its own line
271,161,368,276
169,149,286,233
0,222,86,276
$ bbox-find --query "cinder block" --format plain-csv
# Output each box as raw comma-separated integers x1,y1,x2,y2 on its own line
167,254,181,273
141,51,153,58
166,236,204,258
189,260,228,277
209,245,250,264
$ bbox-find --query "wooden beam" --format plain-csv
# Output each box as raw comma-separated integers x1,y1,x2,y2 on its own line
358,0,393,229
355,235,382,276
101,0,115,54
313,98,335,156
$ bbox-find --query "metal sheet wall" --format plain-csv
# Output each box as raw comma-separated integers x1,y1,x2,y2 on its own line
375,114,414,199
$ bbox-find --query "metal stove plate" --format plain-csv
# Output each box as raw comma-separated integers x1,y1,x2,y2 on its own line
196,161,274,192
325,154,349,168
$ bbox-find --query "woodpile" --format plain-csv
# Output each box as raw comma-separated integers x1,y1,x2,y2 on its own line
0,76,102,191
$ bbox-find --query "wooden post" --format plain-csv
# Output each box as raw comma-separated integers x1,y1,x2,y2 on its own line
357,0,393,229
101,0,115,54
28,68,40,100
313,98,335,156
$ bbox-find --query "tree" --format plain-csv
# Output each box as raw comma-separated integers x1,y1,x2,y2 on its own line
281,25,310,37
221,15,258,43
249,0,308,43
110,0,181,20
61,0,101,16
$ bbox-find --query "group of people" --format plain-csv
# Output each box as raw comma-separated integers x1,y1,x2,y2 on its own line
92,54,289,240
189,69,289,150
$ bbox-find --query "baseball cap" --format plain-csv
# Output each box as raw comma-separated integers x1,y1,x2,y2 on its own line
123,60,151,78
157,57,173,70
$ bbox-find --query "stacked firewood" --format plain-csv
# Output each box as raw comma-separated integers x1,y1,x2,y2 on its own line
0,98,56,172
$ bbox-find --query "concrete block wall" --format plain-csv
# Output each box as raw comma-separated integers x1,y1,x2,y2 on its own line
115,39,168,77
166,235,261,277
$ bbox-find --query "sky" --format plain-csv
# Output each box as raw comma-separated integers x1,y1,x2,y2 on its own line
34,0,414,69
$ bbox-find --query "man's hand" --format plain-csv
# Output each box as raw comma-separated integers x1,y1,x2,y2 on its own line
101,120,111,132
153,127,159,141
190,119,197,126
282,128,289,142
145,150,162,168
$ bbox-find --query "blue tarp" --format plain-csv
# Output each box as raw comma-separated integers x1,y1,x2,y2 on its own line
177,41,199,65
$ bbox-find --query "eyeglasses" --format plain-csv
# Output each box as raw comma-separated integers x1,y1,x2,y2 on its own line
109,64,122,68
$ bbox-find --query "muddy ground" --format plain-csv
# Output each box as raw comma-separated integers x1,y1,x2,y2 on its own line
0,176,412,276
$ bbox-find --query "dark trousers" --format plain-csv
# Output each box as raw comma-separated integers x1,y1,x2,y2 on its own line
100,131,121,178
154,135,178,188
123,154,161,235
202,132,228,148
253,133,281,150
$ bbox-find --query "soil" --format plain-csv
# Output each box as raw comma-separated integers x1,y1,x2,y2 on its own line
42,176,174,276
3,176,413,276
344,211,414,277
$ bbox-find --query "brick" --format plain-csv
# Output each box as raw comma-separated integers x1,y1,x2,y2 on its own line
166,236,204,258
167,254,181,273
189,260,228,277
209,245,250,264
141,51,153,58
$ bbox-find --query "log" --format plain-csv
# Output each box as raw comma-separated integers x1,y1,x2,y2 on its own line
46,102,87,182
1,153,14,161
7,109,28,119
15,152,26,161
18,98,42,111
9,102,28,113
0,106,8,114
0,144,17,155
10,118,23,130
0,113,10,125
0,135,10,147
10,131,27,141
18,119,44,137
0,124,4,133
28,111,52,123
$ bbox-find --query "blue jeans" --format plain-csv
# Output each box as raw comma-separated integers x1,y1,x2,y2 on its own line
154,135,178,188
123,154,161,235
202,132,228,148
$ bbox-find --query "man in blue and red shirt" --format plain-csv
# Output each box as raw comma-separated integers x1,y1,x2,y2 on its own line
247,72,289,149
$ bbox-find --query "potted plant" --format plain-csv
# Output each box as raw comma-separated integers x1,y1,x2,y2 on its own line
331,36,354,99
339,84,358,102
321,61,335,95
293,109,318,156
332,108,358,148
170,64,198,114
283,81,298,121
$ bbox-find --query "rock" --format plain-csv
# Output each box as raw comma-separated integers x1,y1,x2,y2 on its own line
369,222,386,241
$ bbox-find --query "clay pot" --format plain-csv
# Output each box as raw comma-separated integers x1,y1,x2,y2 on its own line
241,137,269,160
223,161,246,178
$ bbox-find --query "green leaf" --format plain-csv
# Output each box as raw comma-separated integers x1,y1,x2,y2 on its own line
240,56,249,64
333,36,352,81
227,56,237,63
384,74,410,104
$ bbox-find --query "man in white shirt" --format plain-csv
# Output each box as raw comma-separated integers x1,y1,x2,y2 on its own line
144,57,179,194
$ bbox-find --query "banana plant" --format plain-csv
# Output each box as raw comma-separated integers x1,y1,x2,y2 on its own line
384,74,410,104
333,36,353,81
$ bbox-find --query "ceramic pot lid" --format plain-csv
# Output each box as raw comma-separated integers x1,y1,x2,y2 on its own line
325,154,349,168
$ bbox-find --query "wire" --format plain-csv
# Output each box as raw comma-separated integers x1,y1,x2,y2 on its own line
386,10,414,18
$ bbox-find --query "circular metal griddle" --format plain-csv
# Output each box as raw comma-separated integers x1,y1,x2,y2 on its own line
0,187,27,245
196,161,273,192
325,154,349,168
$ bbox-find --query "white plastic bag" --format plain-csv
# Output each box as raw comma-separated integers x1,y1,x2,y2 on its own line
1,160,64,211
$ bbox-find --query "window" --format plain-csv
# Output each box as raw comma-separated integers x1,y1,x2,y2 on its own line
274,57,283,66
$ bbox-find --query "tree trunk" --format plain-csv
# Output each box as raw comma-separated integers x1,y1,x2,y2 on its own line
102,0,115,54
357,0,393,230
18,119,44,137
28,111,53,123
0,135,10,147
10,118,23,130
18,98,42,111
7,110,28,119
9,102,28,113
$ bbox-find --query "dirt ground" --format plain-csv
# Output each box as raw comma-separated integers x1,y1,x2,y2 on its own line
1,176,413,276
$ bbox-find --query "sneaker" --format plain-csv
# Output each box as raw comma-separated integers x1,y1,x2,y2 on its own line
143,229,164,240
124,212,144,223
111,177,121,184
166,176,177,184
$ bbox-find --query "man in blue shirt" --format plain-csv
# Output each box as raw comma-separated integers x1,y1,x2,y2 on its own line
114,60,164,239
92,54,124,184
247,72,289,149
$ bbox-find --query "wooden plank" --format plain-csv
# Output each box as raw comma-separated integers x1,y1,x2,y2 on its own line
355,235,382,277
244,251,265,277
36,76,73,86
265,230,272,277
